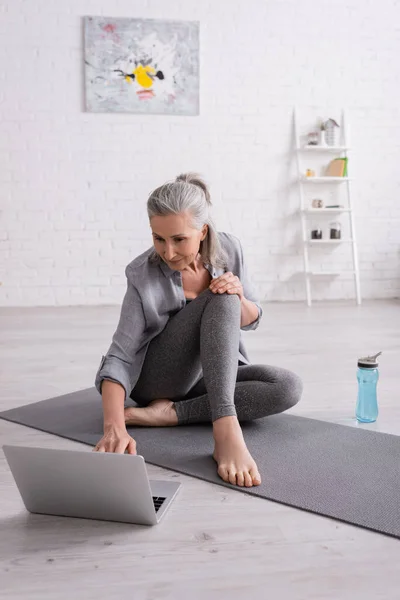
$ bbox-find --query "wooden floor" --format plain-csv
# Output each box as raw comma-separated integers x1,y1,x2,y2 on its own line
1,299,399,599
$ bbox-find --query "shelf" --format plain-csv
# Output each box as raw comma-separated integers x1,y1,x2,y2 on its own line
307,239,354,244
297,146,349,152
300,176,351,183
303,208,351,214
307,271,355,276
307,272,339,276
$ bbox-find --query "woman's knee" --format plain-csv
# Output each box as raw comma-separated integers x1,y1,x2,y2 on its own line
276,368,303,410
206,288,241,312
256,365,303,411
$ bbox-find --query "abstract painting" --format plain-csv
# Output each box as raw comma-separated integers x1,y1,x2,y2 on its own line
84,16,199,115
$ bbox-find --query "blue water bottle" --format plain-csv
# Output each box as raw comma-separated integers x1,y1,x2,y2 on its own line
356,351,382,423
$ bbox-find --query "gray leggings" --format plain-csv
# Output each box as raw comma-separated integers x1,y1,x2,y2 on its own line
130,288,303,424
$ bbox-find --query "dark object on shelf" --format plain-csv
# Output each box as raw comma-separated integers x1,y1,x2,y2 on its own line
307,132,319,145
330,222,342,239
311,198,324,208
311,229,323,240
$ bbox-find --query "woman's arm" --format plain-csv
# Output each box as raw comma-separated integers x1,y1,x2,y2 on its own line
102,379,126,430
236,237,263,331
95,269,146,401
93,269,145,454
93,379,137,454
240,297,260,328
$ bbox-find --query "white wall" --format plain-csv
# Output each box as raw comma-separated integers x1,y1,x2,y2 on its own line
1,0,400,306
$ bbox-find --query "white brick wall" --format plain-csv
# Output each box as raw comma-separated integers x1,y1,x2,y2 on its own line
1,0,399,306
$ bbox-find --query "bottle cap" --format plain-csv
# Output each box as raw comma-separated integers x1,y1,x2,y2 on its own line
357,351,382,368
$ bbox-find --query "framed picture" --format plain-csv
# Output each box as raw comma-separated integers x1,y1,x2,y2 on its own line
84,16,199,115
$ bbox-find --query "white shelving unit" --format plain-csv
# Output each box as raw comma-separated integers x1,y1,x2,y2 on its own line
294,107,361,306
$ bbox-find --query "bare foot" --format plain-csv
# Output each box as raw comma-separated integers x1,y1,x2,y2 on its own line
213,416,261,487
124,399,178,427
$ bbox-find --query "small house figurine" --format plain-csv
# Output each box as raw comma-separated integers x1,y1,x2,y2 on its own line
323,118,340,146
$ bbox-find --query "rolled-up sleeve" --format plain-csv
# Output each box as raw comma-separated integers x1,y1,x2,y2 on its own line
237,237,263,331
95,267,146,399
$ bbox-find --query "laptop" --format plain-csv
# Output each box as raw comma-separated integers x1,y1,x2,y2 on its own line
3,444,181,526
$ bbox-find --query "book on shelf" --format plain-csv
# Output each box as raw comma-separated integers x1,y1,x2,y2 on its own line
325,158,348,177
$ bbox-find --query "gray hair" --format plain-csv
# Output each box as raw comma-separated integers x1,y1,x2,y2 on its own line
147,172,228,269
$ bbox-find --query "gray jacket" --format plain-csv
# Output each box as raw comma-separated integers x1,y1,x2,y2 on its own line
95,231,263,400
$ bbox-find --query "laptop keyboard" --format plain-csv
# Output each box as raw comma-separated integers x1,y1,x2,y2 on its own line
152,496,166,513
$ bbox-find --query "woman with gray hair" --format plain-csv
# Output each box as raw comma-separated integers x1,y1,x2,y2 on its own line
93,173,303,488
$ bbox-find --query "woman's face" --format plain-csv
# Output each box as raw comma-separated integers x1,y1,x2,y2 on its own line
150,212,208,270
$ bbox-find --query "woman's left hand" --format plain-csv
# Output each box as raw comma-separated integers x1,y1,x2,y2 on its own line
209,272,244,301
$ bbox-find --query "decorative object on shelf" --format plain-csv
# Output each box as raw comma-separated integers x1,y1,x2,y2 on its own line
325,157,348,177
322,118,340,146
311,229,323,240
330,222,342,239
325,204,344,208
305,168,315,177
84,16,200,115
318,120,327,146
311,198,324,208
307,131,319,145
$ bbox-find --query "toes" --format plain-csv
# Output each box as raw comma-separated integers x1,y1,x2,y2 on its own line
217,465,230,483
236,471,245,487
228,470,237,486
243,471,253,487
250,469,262,486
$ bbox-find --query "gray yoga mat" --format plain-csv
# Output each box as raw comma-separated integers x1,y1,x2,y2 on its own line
1,387,400,538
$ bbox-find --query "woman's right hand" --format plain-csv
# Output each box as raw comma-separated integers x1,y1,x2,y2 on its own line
93,425,137,455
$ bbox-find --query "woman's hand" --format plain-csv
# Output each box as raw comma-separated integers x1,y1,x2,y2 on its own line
209,272,259,328
209,272,244,301
93,425,137,455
